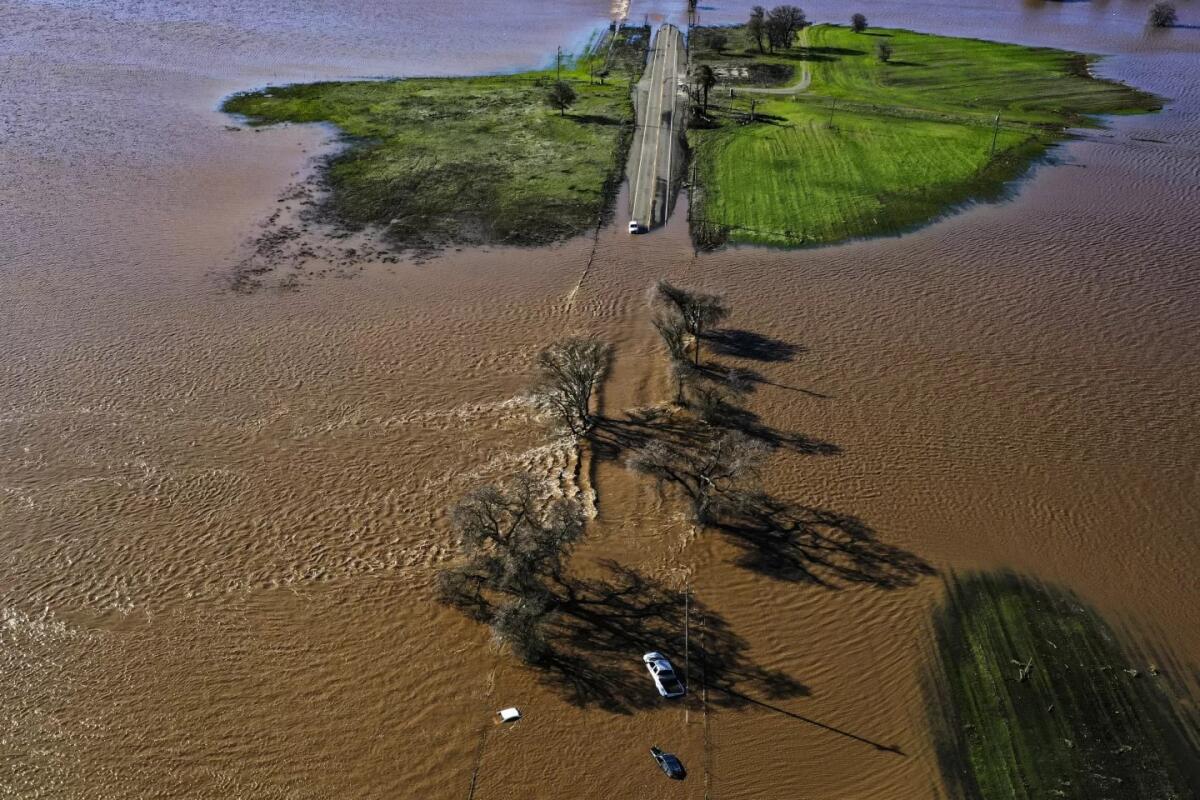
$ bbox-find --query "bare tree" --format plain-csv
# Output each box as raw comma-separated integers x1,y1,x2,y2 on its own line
534,337,611,436
688,375,750,425
654,281,730,365
438,474,586,663
491,595,552,662
1149,2,1177,27
693,64,717,113
627,430,769,523
453,474,584,590
748,6,767,53
652,312,694,403
876,40,893,63
652,313,689,365
850,13,868,33
546,80,578,117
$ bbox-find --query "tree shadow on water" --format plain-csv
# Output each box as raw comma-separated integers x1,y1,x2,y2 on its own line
454,559,811,714
534,558,915,749
690,391,842,456
589,409,929,590
585,319,931,591
710,491,934,589
704,328,804,362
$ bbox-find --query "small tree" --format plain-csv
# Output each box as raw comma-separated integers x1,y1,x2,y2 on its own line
851,13,868,33
652,313,692,403
693,64,717,113
534,336,611,436
1149,2,1177,27
654,281,730,365
702,30,729,54
876,40,893,63
546,80,577,117
748,5,767,53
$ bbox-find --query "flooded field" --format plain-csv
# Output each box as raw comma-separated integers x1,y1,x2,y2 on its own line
2,0,1198,797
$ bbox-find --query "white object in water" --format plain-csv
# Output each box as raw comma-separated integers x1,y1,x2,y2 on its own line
498,707,521,723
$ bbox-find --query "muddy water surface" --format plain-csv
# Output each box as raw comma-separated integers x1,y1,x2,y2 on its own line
2,0,1198,797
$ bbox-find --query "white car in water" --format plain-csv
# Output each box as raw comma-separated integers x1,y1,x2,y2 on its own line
628,219,642,234
643,651,686,698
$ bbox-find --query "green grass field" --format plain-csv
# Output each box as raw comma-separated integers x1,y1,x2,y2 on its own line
930,573,1198,800
222,26,648,250
688,24,1160,247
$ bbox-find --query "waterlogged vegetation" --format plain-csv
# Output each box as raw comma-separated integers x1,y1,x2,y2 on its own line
930,573,1199,800
222,25,649,251
436,285,933,709
687,22,1161,247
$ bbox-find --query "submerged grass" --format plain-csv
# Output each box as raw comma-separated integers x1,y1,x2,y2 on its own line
222,26,649,251
929,572,1199,800
687,24,1160,248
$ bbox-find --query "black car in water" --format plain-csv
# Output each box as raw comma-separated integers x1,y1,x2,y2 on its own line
650,746,686,779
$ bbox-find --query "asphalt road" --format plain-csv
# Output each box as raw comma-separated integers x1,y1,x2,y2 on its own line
627,24,687,231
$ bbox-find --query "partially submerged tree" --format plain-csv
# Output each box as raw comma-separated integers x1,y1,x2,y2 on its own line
850,13,868,33
437,474,586,662
692,64,717,113
765,5,807,52
876,40,893,63
748,6,767,53
652,312,693,403
453,476,584,590
654,281,729,365
627,430,768,523
689,369,754,425
546,80,578,117
490,594,551,663
534,336,611,436
1149,2,1177,27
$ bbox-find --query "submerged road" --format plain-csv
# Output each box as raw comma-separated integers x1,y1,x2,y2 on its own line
628,24,687,231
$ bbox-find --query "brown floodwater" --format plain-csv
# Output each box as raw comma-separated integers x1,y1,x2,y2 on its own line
2,0,1198,797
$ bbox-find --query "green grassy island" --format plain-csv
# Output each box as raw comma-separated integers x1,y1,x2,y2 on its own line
222,27,648,251
930,573,1198,800
687,24,1160,248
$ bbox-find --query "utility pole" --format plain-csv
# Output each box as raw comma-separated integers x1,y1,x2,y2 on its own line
684,582,690,724
557,46,562,81
989,111,1001,158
